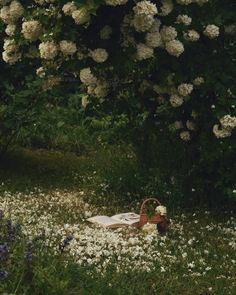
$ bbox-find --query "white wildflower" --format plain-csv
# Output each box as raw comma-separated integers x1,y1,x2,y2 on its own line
133,1,158,16
220,115,236,130
90,48,108,63
155,206,167,216
193,77,204,86
159,0,173,16
36,67,46,78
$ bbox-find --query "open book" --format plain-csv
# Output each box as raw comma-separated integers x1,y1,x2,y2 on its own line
87,212,140,228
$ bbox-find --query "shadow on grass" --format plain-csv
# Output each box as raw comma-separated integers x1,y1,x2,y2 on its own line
0,147,89,192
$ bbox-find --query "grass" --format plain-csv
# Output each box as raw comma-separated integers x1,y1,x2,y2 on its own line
0,147,236,295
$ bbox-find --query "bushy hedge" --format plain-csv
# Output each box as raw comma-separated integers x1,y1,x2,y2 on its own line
0,0,235,204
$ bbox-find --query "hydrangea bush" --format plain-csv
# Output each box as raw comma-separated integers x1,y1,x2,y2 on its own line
0,0,235,203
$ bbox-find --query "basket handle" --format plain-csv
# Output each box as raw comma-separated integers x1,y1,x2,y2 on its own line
139,198,162,215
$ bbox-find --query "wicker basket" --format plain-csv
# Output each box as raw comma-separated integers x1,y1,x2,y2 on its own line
138,197,164,228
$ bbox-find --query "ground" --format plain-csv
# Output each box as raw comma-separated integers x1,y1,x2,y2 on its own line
0,148,236,295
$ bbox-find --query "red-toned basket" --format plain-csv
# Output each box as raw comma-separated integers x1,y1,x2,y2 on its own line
138,197,164,228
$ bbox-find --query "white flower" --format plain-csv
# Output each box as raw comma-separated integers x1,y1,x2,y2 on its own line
165,40,184,57
22,20,42,41
176,15,192,26
90,48,108,63
184,30,200,42
193,77,204,86
220,115,236,130
155,206,167,216
9,0,24,18
145,32,162,48
62,2,77,16
132,14,155,32
59,40,77,55
180,131,191,141
136,43,154,60
186,120,196,130
203,24,220,39
72,9,90,25
133,1,158,16
177,0,193,5
39,41,58,60
160,26,177,42
5,24,16,36
174,120,183,130
142,223,156,234
100,25,112,40
178,83,193,96
104,0,128,6
79,68,97,85
213,124,231,139
159,0,173,16
36,66,46,78
169,94,184,107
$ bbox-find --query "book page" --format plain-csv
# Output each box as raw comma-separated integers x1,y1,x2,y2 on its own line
111,212,140,226
87,215,127,227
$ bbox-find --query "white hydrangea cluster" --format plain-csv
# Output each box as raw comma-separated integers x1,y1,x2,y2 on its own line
158,0,173,16
72,9,90,25
100,25,112,40
80,68,109,98
213,125,231,139
36,66,46,78
62,2,77,16
174,120,183,130
5,23,16,36
165,39,184,57
213,114,236,139
0,0,11,5
59,40,77,56
203,24,220,39
180,130,191,141
90,48,108,63
136,43,154,60
104,0,128,6
80,68,97,86
186,120,196,130
39,41,58,60
176,14,192,26
145,32,162,48
195,0,209,6
34,0,56,5
0,0,24,24
22,20,42,41
132,0,158,32
220,115,236,130
2,38,21,64
169,94,184,107
193,76,204,86
176,0,193,5
178,83,193,96
183,30,200,42
160,26,177,42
